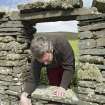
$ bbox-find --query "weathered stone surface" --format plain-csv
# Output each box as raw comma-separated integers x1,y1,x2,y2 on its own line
78,100,99,105
0,53,26,60
8,11,21,20
78,86,95,95
18,0,83,11
93,30,105,38
78,93,105,104
77,63,103,82
79,39,96,49
79,31,93,39
80,48,105,55
8,85,22,92
77,13,105,21
0,74,12,82
0,59,27,67
95,83,105,94
19,8,98,22
0,32,21,36
96,38,105,47
32,85,79,104
102,71,105,78
0,41,28,53
0,36,15,42
92,0,105,13
79,55,104,64
0,67,12,75
78,81,97,89
79,23,105,31
0,27,23,32
0,21,23,28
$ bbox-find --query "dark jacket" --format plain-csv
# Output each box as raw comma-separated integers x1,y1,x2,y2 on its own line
23,35,75,95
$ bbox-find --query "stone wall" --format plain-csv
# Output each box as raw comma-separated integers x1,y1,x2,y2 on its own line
0,11,35,105
1,0,105,105
77,13,105,105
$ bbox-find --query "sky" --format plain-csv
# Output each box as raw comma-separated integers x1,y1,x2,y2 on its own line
0,0,93,33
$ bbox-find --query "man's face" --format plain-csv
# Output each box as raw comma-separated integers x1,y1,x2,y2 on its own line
38,52,53,65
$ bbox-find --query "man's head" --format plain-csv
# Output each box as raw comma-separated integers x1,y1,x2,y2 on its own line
30,35,53,65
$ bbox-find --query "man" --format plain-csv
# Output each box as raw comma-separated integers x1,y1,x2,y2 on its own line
20,34,75,105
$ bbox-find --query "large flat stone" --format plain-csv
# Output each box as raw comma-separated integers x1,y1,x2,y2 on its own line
93,30,105,38
79,22,105,31
19,8,98,22
18,0,83,11
79,55,104,64
80,48,105,55
32,85,79,104
78,81,97,89
79,31,93,39
96,38,105,47
79,39,96,49
78,93,105,104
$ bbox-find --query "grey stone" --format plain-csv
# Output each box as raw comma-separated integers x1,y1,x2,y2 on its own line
0,59,27,67
0,41,28,53
0,21,23,28
0,36,15,42
79,55,104,64
0,27,23,32
0,74,12,82
92,0,105,13
0,53,26,60
78,100,99,105
79,22,105,31
8,85,22,92
77,13,105,21
79,39,96,49
78,81,97,89
93,30,105,38
0,32,21,36
80,48,105,55
102,71,105,78
0,67,12,75
18,0,82,11
79,31,93,39
78,86,95,95
96,64,105,70
32,85,79,104
78,93,105,104
96,38,105,47
95,83,105,94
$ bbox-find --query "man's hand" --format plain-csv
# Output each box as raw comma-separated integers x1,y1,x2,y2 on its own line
53,87,66,97
20,92,32,105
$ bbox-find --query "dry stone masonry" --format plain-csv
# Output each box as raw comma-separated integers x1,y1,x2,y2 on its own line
0,0,105,105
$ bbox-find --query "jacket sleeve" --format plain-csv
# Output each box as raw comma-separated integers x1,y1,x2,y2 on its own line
59,38,75,89
23,58,42,95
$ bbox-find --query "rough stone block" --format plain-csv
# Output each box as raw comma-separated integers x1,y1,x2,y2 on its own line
0,67,12,75
32,85,79,104
92,0,105,13
79,39,96,49
80,48,105,55
96,38,105,47
79,22,105,31
79,31,93,39
78,81,97,89
93,29,105,38
79,55,104,64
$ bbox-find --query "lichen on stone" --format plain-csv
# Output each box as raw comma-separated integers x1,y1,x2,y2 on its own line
77,63,103,82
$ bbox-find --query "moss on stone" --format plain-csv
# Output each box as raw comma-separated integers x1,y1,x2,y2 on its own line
77,63,103,82
18,0,83,10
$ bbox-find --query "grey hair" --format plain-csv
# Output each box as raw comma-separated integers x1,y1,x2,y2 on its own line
30,35,53,59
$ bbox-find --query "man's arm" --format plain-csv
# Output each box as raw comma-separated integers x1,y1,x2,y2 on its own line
23,58,42,96
59,38,75,89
